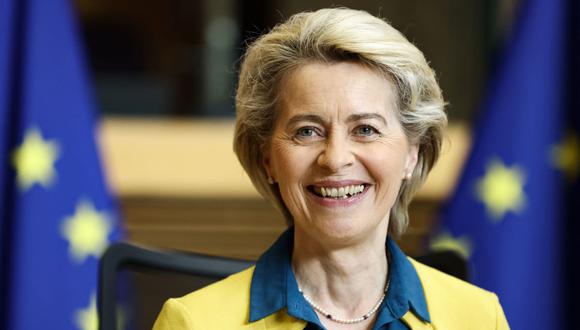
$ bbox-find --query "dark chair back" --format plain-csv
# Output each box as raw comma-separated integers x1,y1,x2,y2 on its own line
97,242,254,330
415,250,469,281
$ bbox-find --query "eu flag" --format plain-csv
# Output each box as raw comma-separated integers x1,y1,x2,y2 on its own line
433,0,579,328
0,0,123,329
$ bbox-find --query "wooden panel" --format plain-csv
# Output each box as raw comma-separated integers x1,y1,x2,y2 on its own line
99,119,258,198
122,197,286,259
121,196,441,259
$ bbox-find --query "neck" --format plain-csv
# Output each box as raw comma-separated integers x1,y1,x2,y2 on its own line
291,225,389,318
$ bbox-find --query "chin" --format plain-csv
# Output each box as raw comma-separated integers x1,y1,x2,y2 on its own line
302,216,381,246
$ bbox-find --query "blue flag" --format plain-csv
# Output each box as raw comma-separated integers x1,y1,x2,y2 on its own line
433,0,579,328
0,0,123,329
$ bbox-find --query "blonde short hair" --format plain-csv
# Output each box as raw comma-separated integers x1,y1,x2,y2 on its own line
234,8,447,237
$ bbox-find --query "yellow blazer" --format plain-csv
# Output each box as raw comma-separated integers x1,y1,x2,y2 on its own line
153,258,509,330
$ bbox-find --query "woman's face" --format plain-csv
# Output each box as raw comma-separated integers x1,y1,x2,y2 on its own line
264,62,418,245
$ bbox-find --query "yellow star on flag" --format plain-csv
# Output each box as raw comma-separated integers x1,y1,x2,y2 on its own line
75,295,98,330
430,232,472,260
61,200,112,263
476,158,526,222
551,132,579,182
12,127,59,191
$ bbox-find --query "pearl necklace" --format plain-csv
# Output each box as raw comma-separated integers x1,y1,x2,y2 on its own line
298,277,390,324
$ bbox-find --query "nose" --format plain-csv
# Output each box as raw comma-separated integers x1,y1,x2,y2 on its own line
317,133,354,172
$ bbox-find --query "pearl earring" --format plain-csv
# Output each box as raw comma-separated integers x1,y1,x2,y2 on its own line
267,176,274,184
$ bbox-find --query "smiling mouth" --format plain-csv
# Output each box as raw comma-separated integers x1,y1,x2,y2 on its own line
307,184,368,199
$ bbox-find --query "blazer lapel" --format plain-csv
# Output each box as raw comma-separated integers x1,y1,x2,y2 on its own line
401,311,434,330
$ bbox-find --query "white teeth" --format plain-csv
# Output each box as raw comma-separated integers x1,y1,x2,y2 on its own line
315,184,365,199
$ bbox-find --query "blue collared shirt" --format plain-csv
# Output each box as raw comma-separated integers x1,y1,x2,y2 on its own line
249,228,431,329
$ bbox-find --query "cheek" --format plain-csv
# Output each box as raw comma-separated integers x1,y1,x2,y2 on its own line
270,142,314,185
270,145,317,220
369,158,404,187
362,146,408,197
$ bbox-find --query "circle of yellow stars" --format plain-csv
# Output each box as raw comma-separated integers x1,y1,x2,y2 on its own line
11,127,59,191
61,200,112,263
476,158,526,222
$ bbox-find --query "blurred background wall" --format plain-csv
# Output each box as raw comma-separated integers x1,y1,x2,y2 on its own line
75,0,519,259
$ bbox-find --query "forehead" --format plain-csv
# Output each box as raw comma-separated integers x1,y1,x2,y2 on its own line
277,61,398,121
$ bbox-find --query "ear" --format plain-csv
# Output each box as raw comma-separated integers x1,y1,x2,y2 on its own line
403,144,419,179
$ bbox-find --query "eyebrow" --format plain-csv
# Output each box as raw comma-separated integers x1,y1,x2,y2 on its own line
286,113,387,128
346,113,387,125
286,114,326,128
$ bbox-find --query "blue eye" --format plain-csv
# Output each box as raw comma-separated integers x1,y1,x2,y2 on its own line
354,125,378,136
296,127,318,137
294,126,324,142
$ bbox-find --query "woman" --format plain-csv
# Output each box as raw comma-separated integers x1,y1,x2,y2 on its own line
154,8,509,330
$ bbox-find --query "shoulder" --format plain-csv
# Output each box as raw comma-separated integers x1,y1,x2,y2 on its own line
408,258,509,329
153,267,258,330
179,265,255,309
410,258,492,300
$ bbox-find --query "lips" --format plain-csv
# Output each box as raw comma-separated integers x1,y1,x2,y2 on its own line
309,184,365,198
307,181,370,200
